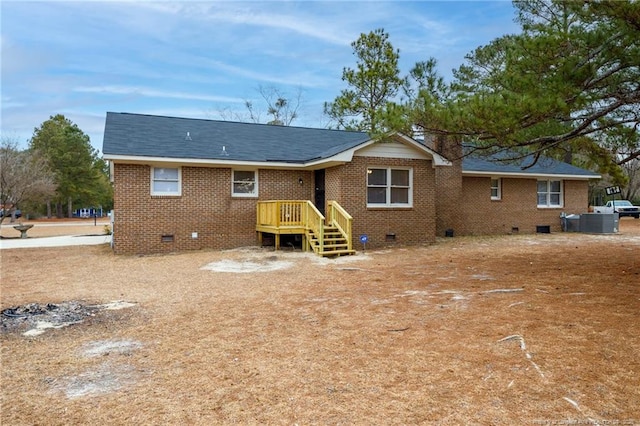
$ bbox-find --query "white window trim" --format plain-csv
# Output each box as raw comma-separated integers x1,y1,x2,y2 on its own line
232,169,259,198
491,177,501,200
537,179,563,208
366,166,413,208
151,167,181,196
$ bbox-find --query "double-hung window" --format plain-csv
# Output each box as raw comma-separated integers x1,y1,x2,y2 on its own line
491,178,501,200
232,170,258,197
367,167,412,207
537,179,562,207
151,167,181,196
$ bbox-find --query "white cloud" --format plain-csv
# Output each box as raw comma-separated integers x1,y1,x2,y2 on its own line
201,59,331,88
73,85,244,104
136,2,355,46
0,36,57,76
139,107,219,120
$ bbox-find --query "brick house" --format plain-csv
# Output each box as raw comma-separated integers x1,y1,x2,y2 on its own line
102,112,599,255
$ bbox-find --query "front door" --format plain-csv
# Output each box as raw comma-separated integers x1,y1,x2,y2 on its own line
314,169,325,216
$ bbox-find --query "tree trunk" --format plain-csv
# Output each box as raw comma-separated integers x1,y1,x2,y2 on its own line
46,200,52,219
563,146,573,165
56,202,63,219
67,197,73,218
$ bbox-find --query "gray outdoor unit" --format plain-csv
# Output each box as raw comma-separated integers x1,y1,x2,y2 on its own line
579,213,619,234
562,214,581,232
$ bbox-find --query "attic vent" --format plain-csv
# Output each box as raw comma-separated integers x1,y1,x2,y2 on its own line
185,132,192,141
221,146,229,156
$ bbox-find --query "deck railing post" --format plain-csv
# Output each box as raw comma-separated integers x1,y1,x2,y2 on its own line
346,216,353,251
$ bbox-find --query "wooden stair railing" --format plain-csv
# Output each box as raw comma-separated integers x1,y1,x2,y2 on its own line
306,224,354,257
326,201,353,253
256,200,354,257
307,200,354,256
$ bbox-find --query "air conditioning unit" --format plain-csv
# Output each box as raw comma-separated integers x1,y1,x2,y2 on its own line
579,213,618,234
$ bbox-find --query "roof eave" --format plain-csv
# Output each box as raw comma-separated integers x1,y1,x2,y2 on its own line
102,153,353,170
463,170,601,180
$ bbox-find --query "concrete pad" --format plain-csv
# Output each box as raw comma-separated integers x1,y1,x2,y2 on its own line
0,235,111,250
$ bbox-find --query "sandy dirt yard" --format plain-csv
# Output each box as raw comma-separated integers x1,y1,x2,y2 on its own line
1,218,639,425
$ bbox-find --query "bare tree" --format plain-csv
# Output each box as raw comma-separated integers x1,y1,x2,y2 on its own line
0,137,56,225
622,158,640,202
216,86,303,126
258,86,302,126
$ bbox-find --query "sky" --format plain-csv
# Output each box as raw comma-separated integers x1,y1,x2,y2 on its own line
1,0,520,154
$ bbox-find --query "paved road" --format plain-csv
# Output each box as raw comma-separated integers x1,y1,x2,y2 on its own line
0,234,112,250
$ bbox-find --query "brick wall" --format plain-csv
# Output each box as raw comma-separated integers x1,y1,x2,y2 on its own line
112,161,591,255
326,156,437,249
112,164,313,255
459,177,590,235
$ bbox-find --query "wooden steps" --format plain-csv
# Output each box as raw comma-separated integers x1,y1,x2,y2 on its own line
307,225,355,257
256,200,354,258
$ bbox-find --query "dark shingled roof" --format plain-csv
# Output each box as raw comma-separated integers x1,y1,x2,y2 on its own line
102,112,372,163
462,152,600,177
103,112,599,178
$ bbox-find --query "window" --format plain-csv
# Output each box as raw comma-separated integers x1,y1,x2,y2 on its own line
232,170,258,197
491,178,501,200
537,180,563,207
151,167,181,196
367,167,412,207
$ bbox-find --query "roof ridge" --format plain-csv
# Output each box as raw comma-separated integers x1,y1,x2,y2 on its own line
107,111,369,135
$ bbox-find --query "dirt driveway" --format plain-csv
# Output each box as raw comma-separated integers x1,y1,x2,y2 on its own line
1,219,639,425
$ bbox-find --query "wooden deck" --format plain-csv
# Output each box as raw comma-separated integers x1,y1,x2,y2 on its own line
256,200,354,257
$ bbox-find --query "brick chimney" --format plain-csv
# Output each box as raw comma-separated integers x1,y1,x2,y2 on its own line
433,135,464,237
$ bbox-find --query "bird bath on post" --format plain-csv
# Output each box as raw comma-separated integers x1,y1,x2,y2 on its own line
13,224,34,239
